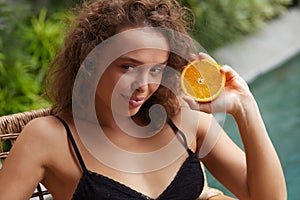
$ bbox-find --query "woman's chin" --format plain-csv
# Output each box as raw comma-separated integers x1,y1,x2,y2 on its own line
112,105,141,118
128,106,141,117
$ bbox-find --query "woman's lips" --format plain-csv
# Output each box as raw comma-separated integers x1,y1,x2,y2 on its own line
122,95,145,107
129,99,144,107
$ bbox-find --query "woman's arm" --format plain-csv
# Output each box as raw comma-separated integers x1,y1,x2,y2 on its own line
0,118,49,199
184,54,287,199
230,90,286,199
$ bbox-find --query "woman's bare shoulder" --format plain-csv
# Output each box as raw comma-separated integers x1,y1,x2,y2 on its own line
0,116,72,199
180,104,214,129
179,104,221,144
22,116,62,136
19,116,69,154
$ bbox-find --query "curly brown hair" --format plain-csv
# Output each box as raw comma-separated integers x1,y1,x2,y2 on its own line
46,0,195,121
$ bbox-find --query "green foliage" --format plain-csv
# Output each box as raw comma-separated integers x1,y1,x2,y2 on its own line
0,0,293,116
20,8,66,84
184,0,292,51
1,140,12,152
0,1,68,115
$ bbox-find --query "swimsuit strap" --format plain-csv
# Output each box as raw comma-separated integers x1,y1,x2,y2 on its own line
55,116,88,172
167,118,191,153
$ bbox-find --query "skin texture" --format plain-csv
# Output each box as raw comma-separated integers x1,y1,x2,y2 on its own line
0,6,286,200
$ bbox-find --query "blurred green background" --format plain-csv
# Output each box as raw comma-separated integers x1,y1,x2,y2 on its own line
0,0,295,115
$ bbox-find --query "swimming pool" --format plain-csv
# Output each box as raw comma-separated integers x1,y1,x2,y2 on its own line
206,51,300,199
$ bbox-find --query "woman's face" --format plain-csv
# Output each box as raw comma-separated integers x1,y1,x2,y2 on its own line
96,30,169,117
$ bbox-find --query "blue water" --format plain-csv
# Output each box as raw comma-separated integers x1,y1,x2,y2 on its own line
206,52,300,199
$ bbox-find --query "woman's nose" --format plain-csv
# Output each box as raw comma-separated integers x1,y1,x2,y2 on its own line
131,72,149,93
135,83,148,93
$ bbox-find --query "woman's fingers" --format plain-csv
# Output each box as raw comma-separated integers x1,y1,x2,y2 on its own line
188,52,216,63
183,53,251,114
182,96,200,110
220,65,238,82
188,53,198,62
182,95,225,113
220,65,249,90
198,52,216,62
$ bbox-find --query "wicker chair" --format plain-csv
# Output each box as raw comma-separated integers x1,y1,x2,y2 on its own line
0,108,233,200
0,108,52,200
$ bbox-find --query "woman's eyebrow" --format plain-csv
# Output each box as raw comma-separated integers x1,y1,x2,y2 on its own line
118,56,144,65
157,61,168,66
118,56,168,66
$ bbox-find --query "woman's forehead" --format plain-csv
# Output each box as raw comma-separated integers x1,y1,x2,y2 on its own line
114,27,170,51
117,49,169,63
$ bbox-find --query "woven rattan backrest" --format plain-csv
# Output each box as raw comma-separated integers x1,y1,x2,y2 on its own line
0,108,51,200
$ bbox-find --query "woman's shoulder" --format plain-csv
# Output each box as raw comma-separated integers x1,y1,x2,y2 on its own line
178,103,220,138
179,103,214,126
18,116,72,164
24,116,65,137
20,116,69,151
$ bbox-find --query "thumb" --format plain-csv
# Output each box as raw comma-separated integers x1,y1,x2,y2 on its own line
182,96,215,113
182,96,200,110
182,96,217,113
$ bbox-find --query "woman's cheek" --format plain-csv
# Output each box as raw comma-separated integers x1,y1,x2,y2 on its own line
150,83,160,93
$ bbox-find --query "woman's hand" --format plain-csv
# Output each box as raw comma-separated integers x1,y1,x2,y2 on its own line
190,54,286,199
183,53,253,115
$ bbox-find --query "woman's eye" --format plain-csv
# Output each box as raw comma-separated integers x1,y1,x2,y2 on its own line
150,67,163,74
121,65,135,71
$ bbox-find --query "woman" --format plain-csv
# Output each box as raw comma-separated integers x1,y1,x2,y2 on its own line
0,0,286,199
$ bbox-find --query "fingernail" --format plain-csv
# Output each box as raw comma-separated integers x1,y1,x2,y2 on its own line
189,53,198,62
180,66,186,72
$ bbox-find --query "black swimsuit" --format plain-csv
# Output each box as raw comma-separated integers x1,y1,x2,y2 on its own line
56,117,204,200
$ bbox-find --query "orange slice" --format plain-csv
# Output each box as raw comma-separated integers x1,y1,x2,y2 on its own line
180,58,226,102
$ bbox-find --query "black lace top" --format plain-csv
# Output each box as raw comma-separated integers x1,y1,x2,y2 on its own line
56,117,204,200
